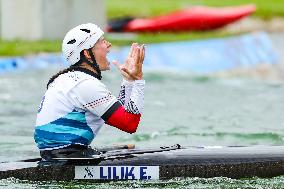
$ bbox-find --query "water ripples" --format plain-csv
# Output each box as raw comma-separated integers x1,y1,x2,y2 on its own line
118,127,284,145
2,176,284,189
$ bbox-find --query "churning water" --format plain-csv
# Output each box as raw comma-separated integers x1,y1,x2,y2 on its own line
0,66,284,188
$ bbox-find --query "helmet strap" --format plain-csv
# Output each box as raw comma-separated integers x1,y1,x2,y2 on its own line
87,49,102,80
77,49,102,80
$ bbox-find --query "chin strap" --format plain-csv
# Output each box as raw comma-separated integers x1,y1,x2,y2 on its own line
80,49,102,80
88,49,102,80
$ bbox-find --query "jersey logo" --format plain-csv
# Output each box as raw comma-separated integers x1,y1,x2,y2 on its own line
38,96,45,113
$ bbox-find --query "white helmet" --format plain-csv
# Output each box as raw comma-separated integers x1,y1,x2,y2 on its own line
62,23,104,64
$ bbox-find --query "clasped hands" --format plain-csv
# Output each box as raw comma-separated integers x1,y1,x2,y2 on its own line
112,43,145,81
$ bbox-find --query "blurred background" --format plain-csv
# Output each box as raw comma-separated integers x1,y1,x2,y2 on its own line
0,0,284,188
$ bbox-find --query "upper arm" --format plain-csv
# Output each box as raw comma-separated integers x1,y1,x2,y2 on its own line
71,79,119,117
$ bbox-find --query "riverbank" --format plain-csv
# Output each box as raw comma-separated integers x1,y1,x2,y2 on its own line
1,17,284,56
1,0,284,56
107,0,284,19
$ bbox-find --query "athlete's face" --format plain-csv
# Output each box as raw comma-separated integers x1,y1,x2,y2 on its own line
93,37,112,71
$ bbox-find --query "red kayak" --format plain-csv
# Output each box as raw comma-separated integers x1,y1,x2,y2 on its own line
107,4,256,32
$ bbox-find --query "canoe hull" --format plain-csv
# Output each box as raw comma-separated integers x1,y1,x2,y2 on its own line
1,146,284,181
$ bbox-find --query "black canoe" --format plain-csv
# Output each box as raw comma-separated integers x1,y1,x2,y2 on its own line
1,145,284,181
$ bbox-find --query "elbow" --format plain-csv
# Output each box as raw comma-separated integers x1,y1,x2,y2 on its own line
127,128,137,134
127,129,136,134
105,107,142,134
124,113,141,134
125,122,139,134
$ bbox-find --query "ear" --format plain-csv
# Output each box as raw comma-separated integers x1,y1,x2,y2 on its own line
83,50,91,59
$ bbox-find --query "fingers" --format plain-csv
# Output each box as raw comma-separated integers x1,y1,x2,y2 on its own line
129,43,138,58
129,43,145,64
122,67,140,80
131,44,145,76
134,45,141,65
120,69,131,79
121,67,129,74
113,60,135,81
112,60,121,69
135,44,145,63
123,42,145,81
135,44,145,71
140,44,145,63
125,43,137,67
121,67,133,78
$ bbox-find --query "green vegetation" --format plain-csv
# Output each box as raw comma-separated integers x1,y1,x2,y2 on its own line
107,31,233,46
0,40,61,56
1,0,284,56
107,0,284,19
0,31,234,56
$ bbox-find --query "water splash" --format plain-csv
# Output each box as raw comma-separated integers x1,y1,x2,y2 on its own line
2,176,284,189
118,127,284,145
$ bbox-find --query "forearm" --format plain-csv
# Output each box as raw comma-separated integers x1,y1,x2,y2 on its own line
117,79,134,105
126,80,145,113
105,105,141,133
105,80,145,133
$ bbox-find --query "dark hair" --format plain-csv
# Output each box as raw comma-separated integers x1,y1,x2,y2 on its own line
46,51,85,89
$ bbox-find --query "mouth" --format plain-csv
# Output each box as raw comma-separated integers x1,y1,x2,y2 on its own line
106,56,110,67
106,56,110,65
106,50,111,68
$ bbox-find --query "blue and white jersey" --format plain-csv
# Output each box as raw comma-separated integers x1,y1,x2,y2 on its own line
34,71,118,150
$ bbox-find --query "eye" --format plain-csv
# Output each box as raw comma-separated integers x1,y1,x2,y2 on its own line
67,39,76,44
